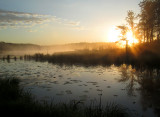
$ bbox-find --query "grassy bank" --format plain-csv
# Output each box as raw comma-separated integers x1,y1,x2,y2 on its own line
0,78,129,117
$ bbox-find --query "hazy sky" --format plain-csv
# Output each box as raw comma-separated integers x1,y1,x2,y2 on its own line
0,0,141,45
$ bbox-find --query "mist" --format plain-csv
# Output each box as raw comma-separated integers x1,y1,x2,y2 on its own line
0,42,119,58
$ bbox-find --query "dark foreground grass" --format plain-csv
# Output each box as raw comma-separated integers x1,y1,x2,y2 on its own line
0,78,129,117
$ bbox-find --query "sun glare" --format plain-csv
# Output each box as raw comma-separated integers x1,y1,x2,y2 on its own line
126,31,138,46
107,26,138,47
107,26,121,43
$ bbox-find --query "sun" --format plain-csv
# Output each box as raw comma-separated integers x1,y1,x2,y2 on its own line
107,26,138,47
107,26,121,43
126,31,138,46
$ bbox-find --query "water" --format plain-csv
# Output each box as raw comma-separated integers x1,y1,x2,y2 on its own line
0,59,160,117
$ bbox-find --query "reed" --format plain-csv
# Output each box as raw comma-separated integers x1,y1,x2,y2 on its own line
26,41,160,67
0,78,129,117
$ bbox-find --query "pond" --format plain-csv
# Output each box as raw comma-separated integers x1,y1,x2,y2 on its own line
0,59,160,117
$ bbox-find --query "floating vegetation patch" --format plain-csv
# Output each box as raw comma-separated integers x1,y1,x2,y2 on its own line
70,79,82,83
83,90,89,93
65,90,72,94
86,81,98,85
97,89,103,92
63,81,72,85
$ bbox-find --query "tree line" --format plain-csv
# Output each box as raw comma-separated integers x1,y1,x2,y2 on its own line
118,0,160,43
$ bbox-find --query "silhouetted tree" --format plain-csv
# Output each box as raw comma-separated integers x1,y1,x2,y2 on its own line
117,25,128,41
135,23,143,43
117,25,129,61
138,0,159,42
126,10,136,43
155,0,160,41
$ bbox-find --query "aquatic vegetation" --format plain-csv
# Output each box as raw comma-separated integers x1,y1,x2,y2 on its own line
0,78,129,117
1,60,160,116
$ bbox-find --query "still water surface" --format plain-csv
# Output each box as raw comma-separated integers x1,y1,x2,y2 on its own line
0,60,160,117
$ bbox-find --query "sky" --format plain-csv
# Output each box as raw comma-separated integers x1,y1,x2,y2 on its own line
0,0,141,45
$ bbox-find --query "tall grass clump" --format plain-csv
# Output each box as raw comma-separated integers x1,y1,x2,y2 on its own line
85,102,129,117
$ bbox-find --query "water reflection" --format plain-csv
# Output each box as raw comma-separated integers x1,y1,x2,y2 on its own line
138,69,160,117
1,60,160,117
118,64,138,96
118,64,160,117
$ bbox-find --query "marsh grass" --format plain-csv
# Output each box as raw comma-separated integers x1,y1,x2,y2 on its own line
0,78,129,117
27,48,126,66
24,40,160,67
85,102,129,117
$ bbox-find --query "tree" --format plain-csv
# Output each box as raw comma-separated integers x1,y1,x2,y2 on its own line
138,0,157,43
117,25,128,41
117,25,129,61
138,1,147,43
134,24,143,43
126,10,136,43
155,0,160,40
